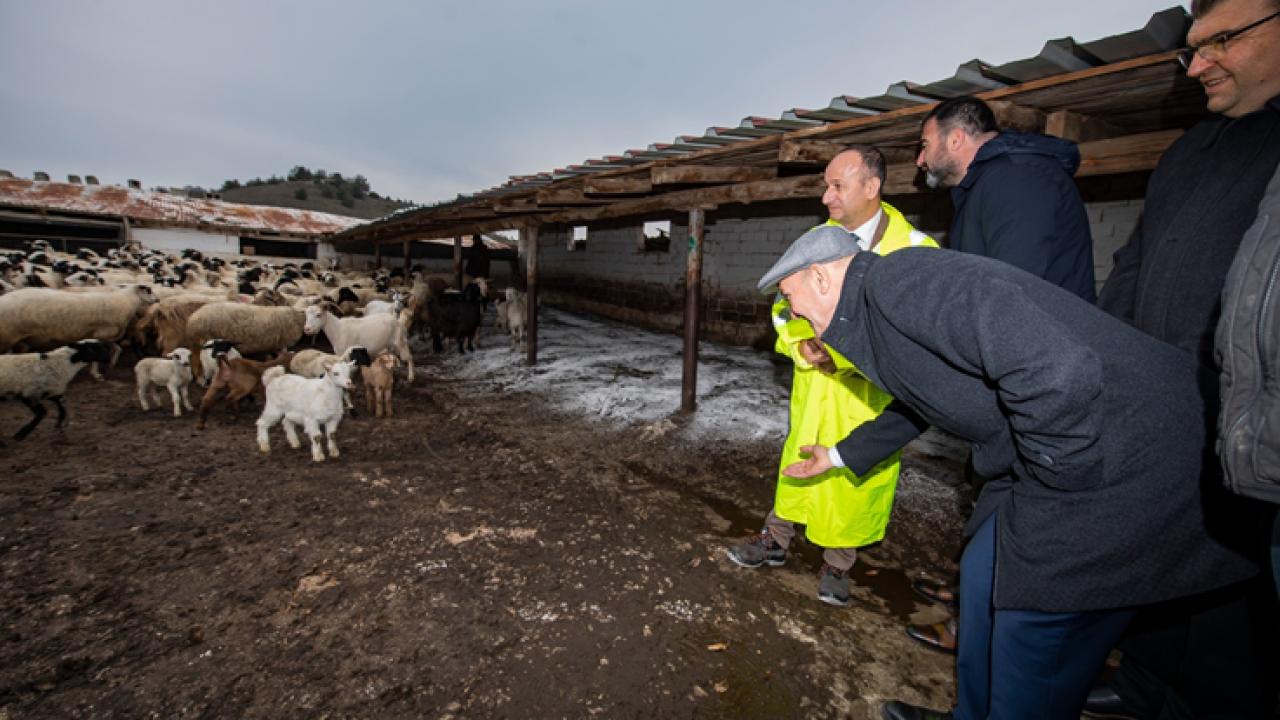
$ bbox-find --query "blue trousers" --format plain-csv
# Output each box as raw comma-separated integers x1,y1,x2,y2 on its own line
954,513,1136,720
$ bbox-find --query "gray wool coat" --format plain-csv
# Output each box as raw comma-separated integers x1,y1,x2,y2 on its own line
822,248,1258,612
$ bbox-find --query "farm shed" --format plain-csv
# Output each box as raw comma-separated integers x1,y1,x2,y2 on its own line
0,176,365,262
330,6,1204,410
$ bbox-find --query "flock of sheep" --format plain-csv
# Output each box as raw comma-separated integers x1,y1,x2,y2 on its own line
0,240,530,458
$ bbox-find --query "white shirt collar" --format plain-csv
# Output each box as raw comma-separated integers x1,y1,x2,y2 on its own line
843,208,883,251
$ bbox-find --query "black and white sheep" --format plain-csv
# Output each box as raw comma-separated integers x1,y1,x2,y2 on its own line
0,340,112,441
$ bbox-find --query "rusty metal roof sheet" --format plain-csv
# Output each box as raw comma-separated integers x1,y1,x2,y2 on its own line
0,178,366,237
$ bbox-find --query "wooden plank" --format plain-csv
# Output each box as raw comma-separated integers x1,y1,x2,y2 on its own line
778,139,847,165
1075,129,1182,177
988,100,1046,133
583,176,653,194
534,187,612,205
651,165,777,185
1045,109,1126,142
545,174,825,224
881,163,926,195
491,197,555,214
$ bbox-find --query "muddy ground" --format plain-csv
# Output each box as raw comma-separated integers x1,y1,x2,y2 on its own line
0,325,973,719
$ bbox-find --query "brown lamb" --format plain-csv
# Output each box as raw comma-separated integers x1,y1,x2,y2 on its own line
196,350,294,429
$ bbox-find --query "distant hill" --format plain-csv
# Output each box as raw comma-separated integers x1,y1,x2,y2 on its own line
216,167,415,220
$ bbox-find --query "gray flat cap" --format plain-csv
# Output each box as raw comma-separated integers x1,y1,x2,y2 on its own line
757,225,861,294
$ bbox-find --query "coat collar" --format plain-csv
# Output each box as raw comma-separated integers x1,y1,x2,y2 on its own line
1199,92,1280,150
820,251,881,386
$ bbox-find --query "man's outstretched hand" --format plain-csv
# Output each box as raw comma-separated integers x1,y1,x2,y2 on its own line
783,444,834,478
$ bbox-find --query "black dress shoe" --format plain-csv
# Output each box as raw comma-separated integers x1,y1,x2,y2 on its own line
1081,685,1141,720
881,699,953,720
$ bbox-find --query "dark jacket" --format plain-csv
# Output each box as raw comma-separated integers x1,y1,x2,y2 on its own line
1216,146,1280,504
950,131,1096,302
1099,96,1280,418
825,249,1257,612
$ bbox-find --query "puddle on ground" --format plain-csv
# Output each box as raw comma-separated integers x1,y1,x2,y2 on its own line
626,459,927,623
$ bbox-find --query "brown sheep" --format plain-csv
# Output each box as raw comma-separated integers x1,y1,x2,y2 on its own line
360,352,400,418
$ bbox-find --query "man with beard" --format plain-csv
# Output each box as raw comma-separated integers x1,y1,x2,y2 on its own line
916,96,1095,302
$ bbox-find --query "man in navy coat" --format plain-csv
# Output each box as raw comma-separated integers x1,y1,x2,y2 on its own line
758,226,1257,720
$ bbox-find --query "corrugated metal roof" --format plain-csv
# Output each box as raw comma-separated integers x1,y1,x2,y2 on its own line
0,178,366,236
464,6,1191,201
334,6,1197,244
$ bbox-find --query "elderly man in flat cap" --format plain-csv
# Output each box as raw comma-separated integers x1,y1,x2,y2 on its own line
759,226,1258,720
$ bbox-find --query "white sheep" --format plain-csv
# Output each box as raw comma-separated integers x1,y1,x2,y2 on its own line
0,285,157,380
0,340,112,441
256,360,355,462
185,302,305,378
289,346,371,378
303,303,414,382
134,348,195,417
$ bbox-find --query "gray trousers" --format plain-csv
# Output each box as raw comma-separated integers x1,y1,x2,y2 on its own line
764,508,858,571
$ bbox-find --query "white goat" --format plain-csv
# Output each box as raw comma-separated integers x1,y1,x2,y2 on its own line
503,288,528,351
256,361,354,462
362,290,408,317
134,348,195,417
303,303,414,382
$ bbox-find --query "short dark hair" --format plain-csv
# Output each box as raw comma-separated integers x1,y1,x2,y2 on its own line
924,96,998,138
1192,0,1280,17
842,144,886,186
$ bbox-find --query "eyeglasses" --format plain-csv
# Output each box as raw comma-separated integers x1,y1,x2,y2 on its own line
1177,9,1280,68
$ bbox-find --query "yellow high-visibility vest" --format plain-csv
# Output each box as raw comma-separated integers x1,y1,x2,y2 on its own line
772,202,936,548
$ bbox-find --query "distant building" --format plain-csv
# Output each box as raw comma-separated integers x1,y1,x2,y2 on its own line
0,174,365,263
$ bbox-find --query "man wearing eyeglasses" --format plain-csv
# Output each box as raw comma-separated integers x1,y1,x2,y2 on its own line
1085,0,1280,718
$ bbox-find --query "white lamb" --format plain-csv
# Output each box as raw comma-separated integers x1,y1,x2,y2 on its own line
134,348,195,417
256,361,354,462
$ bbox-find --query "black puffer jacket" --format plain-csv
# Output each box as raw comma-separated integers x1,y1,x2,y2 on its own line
950,131,1096,302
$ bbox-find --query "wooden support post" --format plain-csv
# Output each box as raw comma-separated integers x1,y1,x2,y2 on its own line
453,236,463,289
682,208,705,413
523,225,540,366
402,240,411,272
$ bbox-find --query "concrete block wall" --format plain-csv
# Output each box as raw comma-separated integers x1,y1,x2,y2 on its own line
491,183,1146,348
1087,200,1143,290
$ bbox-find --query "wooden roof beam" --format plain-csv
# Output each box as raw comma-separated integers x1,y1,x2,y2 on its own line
987,100,1046,133
1045,109,1127,142
778,139,848,165
650,165,777,186
584,176,653,194
545,174,824,224
534,187,612,206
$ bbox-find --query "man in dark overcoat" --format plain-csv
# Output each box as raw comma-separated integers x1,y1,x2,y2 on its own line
1088,0,1280,715
758,226,1258,720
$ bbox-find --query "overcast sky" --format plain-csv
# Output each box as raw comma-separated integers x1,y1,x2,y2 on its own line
1,1,1183,206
